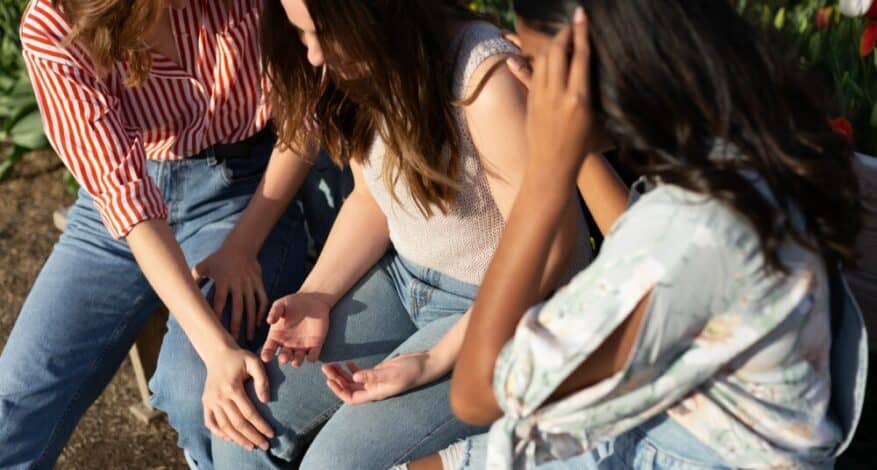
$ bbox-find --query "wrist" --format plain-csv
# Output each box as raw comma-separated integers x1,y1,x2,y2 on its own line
298,281,343,309
222,231,262,258
417,350,452,387
196,328,239,366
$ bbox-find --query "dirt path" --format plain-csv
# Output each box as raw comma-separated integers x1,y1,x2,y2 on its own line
0,150,186,469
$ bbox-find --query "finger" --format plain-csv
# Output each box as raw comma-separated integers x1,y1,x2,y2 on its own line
246,356,271,404
230,286,244,339
213,281,229,318
291,349,307,368
506,56,532,90
305,346,321,363
531,49,549,94
255,281,269,327
547,25,573,91
220,401,264,450
345,361,361,374
567,7,591,96
326,378,353,404
230,393,274,442
214,406,254,451
244,281,257,342
191,261,208,282
278,347,292,365
502,30,522,48
267,301,285,325
260,338,280,363
205,409,231,442
329,363,355,384
352,369,380,385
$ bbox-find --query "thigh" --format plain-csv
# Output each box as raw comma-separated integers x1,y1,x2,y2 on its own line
0,196,160,466
301,315,489,470
212,258,418,468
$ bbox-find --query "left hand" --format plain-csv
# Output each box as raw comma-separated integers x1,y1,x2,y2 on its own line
192,242,269,341
526,7,596,178
321,353,430,405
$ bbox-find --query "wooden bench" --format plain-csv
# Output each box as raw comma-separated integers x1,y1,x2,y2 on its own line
53,208,167,424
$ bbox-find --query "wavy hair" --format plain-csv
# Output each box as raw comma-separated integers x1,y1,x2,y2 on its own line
516,0,862,270
54,0,229,87
262,0,490,217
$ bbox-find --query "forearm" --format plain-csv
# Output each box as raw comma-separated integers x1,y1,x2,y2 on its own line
222,146,314,255
128,220,235,362
452,165,577,424
576,153,628,235
299,188,391,306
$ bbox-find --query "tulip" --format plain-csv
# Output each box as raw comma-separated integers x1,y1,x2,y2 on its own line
829,117,855,141
840,0,877,19
861,22,877,56
815,6,834,29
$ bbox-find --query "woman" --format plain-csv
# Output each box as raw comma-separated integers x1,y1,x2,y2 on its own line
209,0,609,468
0,1,338,468
445,1,867,468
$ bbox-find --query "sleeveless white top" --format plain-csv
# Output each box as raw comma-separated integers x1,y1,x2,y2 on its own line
361,22,524,284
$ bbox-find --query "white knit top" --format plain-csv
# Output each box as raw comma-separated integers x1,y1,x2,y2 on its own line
361,22,521,284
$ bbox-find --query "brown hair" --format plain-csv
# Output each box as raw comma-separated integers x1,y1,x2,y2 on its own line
54,0,228,87
262,0,489,217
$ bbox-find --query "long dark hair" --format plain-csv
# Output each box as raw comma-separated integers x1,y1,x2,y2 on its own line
516,0,862,270
262,0,489,217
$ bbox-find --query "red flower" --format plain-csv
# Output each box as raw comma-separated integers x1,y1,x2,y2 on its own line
860,22,877,56
829,117,855,141
815,7,833,30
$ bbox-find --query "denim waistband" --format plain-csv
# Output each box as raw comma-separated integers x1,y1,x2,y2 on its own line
393,253,480,301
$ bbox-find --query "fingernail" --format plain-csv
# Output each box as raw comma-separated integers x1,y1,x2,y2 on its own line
574,7,585,24
506,57,521,71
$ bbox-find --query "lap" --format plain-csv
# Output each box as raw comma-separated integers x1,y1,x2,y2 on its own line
301,315,489,470
212,258,418,468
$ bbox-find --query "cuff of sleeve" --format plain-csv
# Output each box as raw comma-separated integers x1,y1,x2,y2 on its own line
93,178,168,239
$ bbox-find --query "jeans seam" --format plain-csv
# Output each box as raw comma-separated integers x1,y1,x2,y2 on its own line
31,299,151,468
296,401,344,437
263,214,294,297
391,415,463,466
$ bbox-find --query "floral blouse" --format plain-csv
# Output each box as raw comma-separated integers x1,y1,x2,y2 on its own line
486,181,868,469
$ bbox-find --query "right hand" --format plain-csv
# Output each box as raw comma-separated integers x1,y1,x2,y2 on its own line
192,243,269,341
525,8,596,177
202,345,274,451
260,292,333,367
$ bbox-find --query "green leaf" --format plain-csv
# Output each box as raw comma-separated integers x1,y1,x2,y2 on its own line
869,100,877,128
0,145,25,181
5,110,47,149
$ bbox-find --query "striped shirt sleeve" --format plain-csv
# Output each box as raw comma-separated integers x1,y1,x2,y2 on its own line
22,51,168,238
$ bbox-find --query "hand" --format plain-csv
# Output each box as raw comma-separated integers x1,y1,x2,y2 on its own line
192,243,268,341
526,8,596,179
202,345,274,451
321,353,430,405
260,292,332,367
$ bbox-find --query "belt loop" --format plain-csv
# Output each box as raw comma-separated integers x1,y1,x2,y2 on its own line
206,145,218,166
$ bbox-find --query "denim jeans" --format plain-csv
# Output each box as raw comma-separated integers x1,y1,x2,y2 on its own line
459,414,734,470
0,139,339,469
211,254,490,469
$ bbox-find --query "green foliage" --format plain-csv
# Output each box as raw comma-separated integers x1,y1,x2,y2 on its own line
741,0,877,155
468,0,515,30
0,0,50,182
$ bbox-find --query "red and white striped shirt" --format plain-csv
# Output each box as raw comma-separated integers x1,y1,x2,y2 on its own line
20,0,270,238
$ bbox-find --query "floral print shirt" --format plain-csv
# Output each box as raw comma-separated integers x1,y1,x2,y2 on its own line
486,182,868,469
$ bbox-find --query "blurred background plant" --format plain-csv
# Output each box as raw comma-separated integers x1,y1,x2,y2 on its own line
468,0,514,29
740,0,877,155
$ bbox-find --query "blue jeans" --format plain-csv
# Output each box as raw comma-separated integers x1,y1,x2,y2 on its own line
0,141,332,469
459,414,733,469
212,254,490,469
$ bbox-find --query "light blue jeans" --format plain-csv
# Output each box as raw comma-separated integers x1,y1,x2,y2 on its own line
458,414,734,469
212,254,490,469
0,140,344,469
